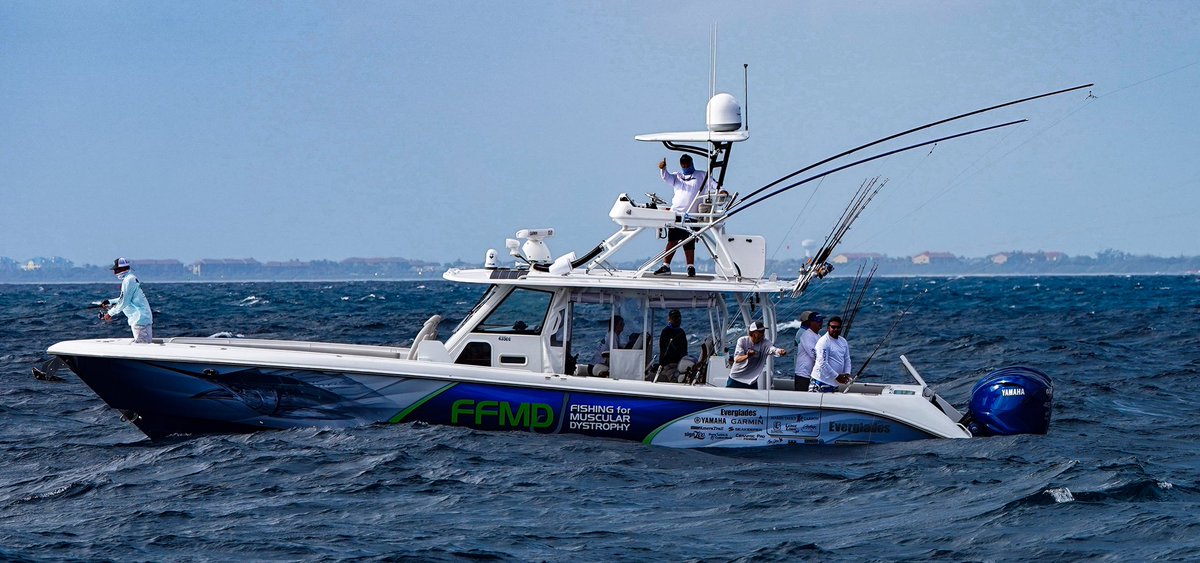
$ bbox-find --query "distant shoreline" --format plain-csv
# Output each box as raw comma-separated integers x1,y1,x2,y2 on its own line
3,271,1195,286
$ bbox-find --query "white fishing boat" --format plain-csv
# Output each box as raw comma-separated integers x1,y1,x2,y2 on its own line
49,84,1067,446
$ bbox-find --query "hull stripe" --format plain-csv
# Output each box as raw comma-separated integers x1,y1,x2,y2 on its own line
388,382,459,423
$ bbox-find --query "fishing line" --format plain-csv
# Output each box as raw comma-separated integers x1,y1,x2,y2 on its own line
769,176,826,264
11,306,102,323
729,84,1093,211
858,90,1095,249
1093,60,1199,99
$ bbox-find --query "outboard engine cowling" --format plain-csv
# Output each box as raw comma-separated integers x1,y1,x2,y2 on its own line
963,366,1053,437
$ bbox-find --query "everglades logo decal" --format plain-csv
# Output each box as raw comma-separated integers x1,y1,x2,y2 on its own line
828,421,891,434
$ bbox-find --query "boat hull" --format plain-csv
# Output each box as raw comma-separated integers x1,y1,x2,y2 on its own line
56,352,948,446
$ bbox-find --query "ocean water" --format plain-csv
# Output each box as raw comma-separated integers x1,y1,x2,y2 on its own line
2,277,1198,561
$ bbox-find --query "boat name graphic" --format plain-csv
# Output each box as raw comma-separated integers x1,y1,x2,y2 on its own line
451,399,555,429
828,421,892,434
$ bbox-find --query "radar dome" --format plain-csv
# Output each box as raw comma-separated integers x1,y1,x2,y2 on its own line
706,93,742,132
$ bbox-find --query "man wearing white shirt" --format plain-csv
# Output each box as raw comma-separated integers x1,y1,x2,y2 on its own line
100,257,154,344
654,154,716,277
810,316,851,393
793,311,823,391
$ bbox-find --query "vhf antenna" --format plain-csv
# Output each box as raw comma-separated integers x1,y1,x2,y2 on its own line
709,24,717,100
743,63,749,131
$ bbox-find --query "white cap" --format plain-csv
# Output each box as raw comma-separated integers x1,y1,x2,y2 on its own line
748,321,768,333
111,257,131,271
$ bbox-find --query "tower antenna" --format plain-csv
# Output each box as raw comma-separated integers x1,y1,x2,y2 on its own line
709,24,717,100
743,63,749,131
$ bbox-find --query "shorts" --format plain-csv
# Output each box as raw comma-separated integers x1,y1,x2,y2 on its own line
726,377,757,389
667,227,696,251
809,380,840,393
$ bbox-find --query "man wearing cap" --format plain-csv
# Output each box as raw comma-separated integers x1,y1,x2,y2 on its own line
793,311,823,392
654,154,718,277
727,321,786,389
100,257,154,343
810,316,851,392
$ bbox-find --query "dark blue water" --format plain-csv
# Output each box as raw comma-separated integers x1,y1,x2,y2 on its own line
2,277,1198,561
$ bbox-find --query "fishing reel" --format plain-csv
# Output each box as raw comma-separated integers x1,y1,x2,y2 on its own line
799,261,834,279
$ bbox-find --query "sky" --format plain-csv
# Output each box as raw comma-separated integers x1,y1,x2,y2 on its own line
2,1,1198,266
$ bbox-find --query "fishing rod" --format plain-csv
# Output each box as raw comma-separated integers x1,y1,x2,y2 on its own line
845,286,930,389
11,302,108,323
729,83,1094,211
639,119,1027,275
793,177,888,296
842,262,878,337
813,178,880,266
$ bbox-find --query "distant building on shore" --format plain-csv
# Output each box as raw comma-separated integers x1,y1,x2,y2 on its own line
832,252,885,264
190,258,261,278
912,251,956,265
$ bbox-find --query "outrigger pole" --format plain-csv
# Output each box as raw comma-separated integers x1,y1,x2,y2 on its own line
728,83,1094,211
643,84,1094,276
641,118,1027,275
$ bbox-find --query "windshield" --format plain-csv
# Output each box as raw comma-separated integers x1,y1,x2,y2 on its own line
474,287,554,335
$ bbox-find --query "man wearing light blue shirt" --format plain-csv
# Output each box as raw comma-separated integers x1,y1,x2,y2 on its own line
100,257,154,343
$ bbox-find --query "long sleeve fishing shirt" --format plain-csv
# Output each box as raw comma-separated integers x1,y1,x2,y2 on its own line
795,329,820,377
811,333,851,387
108,272,153,327
728,335,783,385
660,168,716,214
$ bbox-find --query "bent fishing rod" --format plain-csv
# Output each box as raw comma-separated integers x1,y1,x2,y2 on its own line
728,83,1094,211
641,119,1026,274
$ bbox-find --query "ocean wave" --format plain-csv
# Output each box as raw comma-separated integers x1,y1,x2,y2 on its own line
1,277,1198,560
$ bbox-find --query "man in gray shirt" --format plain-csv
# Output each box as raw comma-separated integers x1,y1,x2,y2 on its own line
727,321,787,389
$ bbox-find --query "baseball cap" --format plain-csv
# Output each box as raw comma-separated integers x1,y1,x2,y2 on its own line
748,321,768,333
110,257,131,271
799,311,823,323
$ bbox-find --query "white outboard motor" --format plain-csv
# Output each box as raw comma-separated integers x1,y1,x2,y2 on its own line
706,93,742,132
962,366,1053,437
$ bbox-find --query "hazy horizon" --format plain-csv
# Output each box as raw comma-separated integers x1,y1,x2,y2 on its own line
4,2,1198,264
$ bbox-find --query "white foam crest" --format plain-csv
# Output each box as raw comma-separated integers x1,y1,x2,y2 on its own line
1045,487,1074,503
776,319,804,332
340,296,350,301
1158,481,1173,490
207,331,246,339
